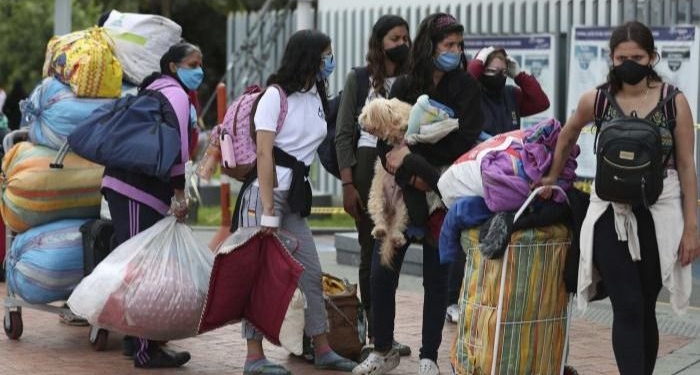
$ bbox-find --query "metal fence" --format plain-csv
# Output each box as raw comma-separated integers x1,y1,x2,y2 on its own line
229,0,700,196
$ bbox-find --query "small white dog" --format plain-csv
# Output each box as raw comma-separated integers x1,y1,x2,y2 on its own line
358,98,413,267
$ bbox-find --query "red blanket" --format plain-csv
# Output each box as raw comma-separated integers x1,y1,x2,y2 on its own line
198,228,303,346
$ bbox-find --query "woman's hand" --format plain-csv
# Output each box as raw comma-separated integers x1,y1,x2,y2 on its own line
386,144,411,175
171,196,189,223
678,227,700,266
535,175,558,200
342,184,364,220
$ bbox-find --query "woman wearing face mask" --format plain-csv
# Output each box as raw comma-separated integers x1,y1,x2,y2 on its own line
334,15,412,356
540,21,699,375
102,41,203,369
234,29,357,375
467,46,550,136
352,13,482,375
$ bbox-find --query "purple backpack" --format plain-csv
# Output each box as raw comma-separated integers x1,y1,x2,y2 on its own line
219,84,288,181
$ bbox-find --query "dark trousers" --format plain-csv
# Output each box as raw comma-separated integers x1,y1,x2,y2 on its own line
593,206,662,375
353,146,378,339
370,236,448,361
446,249,466,305
104,189,166,364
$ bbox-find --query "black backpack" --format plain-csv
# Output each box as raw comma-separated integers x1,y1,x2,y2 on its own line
593,84,678,207
317,67,370,179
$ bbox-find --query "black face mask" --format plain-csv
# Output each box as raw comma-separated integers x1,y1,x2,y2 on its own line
480,74,507,94
385,44,409,64
613,59,652,85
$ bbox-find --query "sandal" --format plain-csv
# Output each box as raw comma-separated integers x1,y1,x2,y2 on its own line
315,351,358,372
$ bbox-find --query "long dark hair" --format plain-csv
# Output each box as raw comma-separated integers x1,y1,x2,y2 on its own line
366,15,410,97
604,21,662,94
267,29,331,113
140,41,202,90
407,13,465,100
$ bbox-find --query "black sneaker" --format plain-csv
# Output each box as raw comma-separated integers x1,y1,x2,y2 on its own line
134,346,191,368
393,340,411,357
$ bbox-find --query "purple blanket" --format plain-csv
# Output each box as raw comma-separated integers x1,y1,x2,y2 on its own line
481,118,579,212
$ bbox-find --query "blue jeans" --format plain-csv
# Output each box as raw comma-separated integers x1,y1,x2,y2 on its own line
370,237,448,361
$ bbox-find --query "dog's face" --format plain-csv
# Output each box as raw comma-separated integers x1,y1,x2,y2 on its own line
358,98,412,144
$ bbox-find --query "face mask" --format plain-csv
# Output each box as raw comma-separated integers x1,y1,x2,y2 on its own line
318,54,336,80
385,44,409,64
176,66,204,90
433,51,461,72
613,59,651,85
479,74,507,94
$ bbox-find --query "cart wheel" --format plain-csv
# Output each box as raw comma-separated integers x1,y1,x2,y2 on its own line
89,327,109,351
3,311,23,340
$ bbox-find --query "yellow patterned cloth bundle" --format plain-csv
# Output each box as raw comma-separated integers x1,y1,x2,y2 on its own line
43,27,122,98
451,224,571,375
0,142,104,233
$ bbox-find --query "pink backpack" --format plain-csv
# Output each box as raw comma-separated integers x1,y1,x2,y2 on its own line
219,84,288,181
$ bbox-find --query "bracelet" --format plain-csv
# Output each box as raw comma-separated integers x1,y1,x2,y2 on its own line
260,214,280,228
342,182,353,187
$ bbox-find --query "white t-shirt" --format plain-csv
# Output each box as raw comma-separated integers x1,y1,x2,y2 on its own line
357,76,397,148
253,85,327,190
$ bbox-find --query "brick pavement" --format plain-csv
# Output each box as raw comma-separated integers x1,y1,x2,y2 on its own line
0,281,693,375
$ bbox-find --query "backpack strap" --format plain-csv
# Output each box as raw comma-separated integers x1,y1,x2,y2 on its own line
268,84,288,132
592,86,610,153
656,83,679,132
352,66,370,116
503,86,520,129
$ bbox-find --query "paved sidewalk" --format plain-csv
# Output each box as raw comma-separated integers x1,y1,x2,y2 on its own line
1,229,698,374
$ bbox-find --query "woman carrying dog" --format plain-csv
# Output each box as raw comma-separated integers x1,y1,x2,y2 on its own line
234,29,357,375
352,13,483,375
334,15,412,356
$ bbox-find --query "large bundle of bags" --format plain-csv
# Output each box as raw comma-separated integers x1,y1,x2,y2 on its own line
22,77,115,150
5,219,88,304
102,10,183,85
43,27,123,98
0,141,103,233
68,217,213,341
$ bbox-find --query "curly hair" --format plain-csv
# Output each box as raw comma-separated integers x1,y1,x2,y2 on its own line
366,15,411,97
267,29,331,113
406,13,464,100
603,20,662,94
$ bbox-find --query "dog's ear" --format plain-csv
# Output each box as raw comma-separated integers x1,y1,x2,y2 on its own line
387,98,412,132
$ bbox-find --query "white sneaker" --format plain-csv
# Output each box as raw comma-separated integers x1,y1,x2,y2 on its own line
418,358,440,375
352,348,400,375
445,304,460,324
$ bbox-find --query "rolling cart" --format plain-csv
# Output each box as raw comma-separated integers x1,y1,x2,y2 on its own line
451,187,576,375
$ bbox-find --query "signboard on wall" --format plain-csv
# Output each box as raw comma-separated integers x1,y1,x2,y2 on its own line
464,34,558,129
567,25,700,178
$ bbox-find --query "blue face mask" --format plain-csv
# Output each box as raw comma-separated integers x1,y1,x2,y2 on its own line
318,54,335,80
176,66,204,90
434,51,461,72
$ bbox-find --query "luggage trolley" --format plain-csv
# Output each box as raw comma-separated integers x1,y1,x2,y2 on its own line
2,131,110,350
451,186,576,375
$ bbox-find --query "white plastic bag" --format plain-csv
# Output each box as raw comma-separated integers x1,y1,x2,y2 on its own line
103,10,182,85
67,216,213,341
